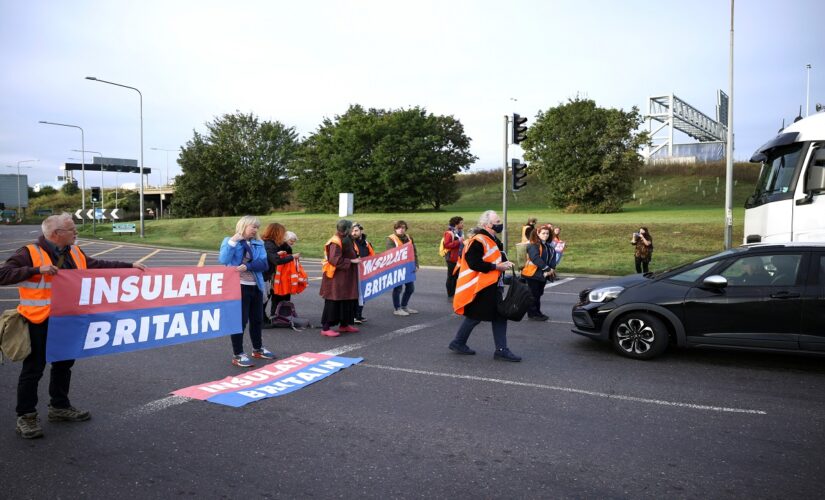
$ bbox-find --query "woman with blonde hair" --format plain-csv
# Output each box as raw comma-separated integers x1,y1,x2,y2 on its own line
219,215,275,367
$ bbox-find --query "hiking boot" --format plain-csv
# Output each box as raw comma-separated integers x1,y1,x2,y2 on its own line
321,329,340,337
494,348,522,362
448,341,476,355
402,307,419,314
16,413,44,439
338,325,359,333
232,353,255,368
393,309,410,316
354,317,367,324
252,347,276,359
48,405,91,422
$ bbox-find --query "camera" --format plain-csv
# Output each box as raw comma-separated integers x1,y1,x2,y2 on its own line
633,232,640,238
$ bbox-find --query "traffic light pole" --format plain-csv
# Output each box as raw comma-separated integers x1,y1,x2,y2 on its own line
502,114,509,252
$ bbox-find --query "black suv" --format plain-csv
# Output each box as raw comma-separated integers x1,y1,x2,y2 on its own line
571,243,825,359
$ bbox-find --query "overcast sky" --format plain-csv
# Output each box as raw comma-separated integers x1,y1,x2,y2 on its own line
1,0,823,187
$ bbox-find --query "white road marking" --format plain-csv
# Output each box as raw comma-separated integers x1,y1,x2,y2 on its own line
545,277,575,289
361,364,767,415
90,245,123,257
124,395,191,419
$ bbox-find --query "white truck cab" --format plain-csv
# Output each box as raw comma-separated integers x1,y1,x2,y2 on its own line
744,112,825,243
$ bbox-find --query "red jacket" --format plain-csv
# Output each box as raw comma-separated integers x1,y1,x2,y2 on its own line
443,228,463,263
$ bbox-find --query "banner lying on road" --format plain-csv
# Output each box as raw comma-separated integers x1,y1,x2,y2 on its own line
172,352,363,407
46,266,241,362
358,242,416,303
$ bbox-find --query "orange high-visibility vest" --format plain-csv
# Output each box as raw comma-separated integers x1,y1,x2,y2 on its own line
355,240,375,257
321,235,343,278
18,244,88,324
521,243,544,278
273,258,308,295
452,234,501,315
388,234,413,248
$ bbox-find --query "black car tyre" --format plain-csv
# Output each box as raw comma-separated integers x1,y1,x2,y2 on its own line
611,312,669,360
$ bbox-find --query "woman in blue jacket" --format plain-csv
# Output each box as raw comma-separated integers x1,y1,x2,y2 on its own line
219,215,275,367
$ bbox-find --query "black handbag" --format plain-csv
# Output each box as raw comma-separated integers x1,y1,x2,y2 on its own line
497,268,533,321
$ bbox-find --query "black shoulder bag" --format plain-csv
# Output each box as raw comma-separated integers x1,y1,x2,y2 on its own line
497,267,533,321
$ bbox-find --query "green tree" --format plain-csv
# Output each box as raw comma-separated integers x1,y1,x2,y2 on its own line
175,112,299,217
61,181,79,196
291,105,476,211
522,97,649,213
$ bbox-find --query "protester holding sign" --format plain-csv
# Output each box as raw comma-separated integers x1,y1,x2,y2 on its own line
351,223,374,324
448,210,522,362
386,220,419,316
219,216,275,368
319,220,361,337
0,213,145,439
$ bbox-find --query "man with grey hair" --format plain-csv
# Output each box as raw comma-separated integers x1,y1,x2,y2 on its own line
449,210,521,362
0,213,146,439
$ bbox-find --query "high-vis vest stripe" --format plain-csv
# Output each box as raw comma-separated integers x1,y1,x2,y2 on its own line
452,234,501,315
521,243,543,278
18,244,87,324
355,241,375,257
321,236,343,279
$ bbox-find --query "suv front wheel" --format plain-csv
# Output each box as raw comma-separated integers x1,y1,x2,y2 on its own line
611,312,669,360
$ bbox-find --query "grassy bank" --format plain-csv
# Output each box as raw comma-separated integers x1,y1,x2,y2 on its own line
69,162,754,276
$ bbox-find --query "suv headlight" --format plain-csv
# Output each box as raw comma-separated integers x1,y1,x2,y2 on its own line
588,286,624,303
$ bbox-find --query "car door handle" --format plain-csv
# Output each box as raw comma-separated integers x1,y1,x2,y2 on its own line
770,291,801,299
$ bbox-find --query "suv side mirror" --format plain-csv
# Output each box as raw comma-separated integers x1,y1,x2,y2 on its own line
702,275,728,290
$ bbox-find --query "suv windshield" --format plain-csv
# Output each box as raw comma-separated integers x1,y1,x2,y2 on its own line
747,143,805,207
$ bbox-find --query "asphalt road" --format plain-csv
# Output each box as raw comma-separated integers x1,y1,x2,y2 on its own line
1,225,824,499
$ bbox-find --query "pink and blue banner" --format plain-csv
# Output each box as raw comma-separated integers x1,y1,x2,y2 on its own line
46,266,242,362
358,242,416,303
172,352,363,407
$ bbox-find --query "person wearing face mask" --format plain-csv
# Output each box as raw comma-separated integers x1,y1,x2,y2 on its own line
520,224,556,321
448,210,521,362
219,215,275,368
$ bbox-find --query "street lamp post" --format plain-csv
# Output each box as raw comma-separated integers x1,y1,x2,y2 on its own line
150,147,176,186
39,121,86,223
14,159,38,214
86,76,144,238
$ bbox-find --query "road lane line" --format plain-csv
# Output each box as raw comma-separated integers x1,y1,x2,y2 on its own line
198,253,207,267
125,395,191,418
136,249,161,264
545,277,575,289
361,364,767,415
90,245,123,257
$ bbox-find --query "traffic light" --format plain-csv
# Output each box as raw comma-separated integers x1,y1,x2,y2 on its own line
91,187,101,203
511,158,528,191
512,113,528,144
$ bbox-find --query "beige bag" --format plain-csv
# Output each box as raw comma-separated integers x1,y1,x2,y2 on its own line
0,309,31,362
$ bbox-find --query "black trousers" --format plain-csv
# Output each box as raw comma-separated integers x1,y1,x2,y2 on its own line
17,319,75,416
446,260,458,297
525,278,546,317
321,299,356,329
230,285,264,355
635,257,650,273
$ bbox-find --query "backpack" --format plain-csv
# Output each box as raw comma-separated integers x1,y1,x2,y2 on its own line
438,237,448,257
0,309,30,363
269,301,311,331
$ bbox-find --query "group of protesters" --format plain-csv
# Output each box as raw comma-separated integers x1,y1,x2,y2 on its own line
0,209,568,439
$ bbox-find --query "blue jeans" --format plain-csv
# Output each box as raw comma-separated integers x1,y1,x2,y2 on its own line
452,316,508,350
392,282,414,309
231,285,264,355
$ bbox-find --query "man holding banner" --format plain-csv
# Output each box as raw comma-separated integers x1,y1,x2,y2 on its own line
0,213,146,439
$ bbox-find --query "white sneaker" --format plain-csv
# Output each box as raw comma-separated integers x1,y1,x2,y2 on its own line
403,307,419,314
393,308,410,316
